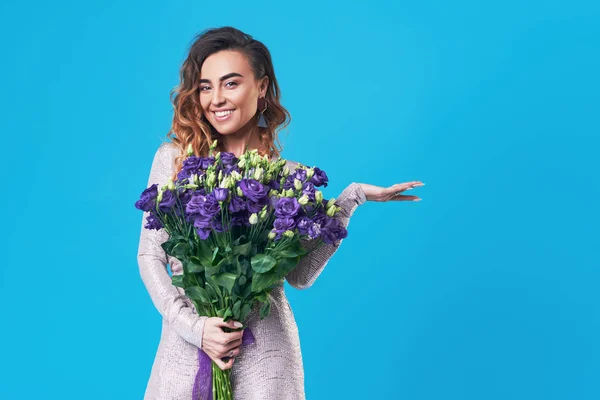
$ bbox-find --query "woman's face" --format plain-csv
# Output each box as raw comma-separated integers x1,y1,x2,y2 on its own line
199,50,268,135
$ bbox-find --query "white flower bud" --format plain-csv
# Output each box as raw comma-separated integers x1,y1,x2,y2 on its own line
167,179,175,190
282,165,289,177
285,188,294,197
293,178,302,191
306,168,315,180
326,198,337,209
268,231,276,240
315,190,323,203
254,166,263,181
326,205,337,217
218,170,223,181
249,213,258,225
186,144,194,156
283,230,294,238
237,187,244,197
219,176,231,188
230,170,242,181
298,194,309,205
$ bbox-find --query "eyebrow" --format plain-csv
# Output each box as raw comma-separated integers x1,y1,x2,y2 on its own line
199,72,244,84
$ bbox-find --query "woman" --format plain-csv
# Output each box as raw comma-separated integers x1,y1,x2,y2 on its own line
137,26,423,400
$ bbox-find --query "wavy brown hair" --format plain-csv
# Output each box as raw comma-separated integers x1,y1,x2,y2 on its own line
165,26,291,181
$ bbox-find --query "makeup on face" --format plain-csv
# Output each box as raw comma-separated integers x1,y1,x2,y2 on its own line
198,51,262,135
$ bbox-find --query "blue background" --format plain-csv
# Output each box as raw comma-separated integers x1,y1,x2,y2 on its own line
1,1,598,399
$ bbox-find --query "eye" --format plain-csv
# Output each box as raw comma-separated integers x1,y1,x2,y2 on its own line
199,86,211,92
225,81,238,88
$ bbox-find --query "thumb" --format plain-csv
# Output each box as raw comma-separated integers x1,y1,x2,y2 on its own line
216,317,243,329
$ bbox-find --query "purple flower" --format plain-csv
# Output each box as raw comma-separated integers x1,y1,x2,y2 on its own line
308,223,321,239
231,213,248,227
295,216,313,235
228,196,246,213
274,197,301,218
310,167,329,187
135,184,158,212
293,168,307,182
196,227,211,240
178,156,203,180
320,217,348,244
219,152,238,166
186,193,221,218
238,179,269,202
144,213,163,230
186,193,205,216
200,193,221,218
247,199,267,214
273,217,296,233
158,190,177,213
213,188,229,202
268,180,281,191
199,156,215,170
301,181,316,201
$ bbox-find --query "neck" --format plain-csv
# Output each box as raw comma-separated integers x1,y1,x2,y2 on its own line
220,118,264,158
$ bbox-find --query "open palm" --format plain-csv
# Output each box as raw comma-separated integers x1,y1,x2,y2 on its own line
359,181,424,202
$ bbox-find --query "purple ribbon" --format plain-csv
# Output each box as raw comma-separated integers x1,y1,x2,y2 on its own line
192,327,255,400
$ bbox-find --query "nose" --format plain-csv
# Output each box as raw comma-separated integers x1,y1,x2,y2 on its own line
211,87,225,107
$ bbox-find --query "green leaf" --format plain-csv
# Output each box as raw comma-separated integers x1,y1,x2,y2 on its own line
213,272,237,292
222,307,233,320
195,239,213,266
171,274,184,288
252,270,278,292
161,238,178,255
275,257,300,277
259,301,271,320
240,303,252,321
277,249,301,258
232,300,241,318
233,241,252,257
211,247,219,262
172,242,190,258
256,292,268,302
251,254,277,273
185,286,211,304
187,257,205,273
238,275,247,286
242,284,252,300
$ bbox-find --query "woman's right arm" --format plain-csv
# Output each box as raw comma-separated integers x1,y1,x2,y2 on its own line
137,142,208,349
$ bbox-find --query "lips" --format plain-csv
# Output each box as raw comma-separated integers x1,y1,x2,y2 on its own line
213,109,235,122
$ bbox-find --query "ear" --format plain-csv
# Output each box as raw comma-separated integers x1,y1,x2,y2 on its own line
259,75,269,97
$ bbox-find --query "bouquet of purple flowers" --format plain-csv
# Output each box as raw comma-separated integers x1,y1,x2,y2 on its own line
135,140,348,399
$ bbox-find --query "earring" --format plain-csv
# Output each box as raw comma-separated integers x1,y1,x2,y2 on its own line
257,97,268,128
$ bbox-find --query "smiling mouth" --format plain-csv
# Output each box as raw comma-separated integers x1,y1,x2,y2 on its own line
214,109,235,118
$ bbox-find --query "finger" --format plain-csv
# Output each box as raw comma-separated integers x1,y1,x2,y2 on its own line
212,356,233,371
222,346,242,360
224,337,243,350
391,194,421,201
216,318,244,330
220,330,245,345
386,182,420,195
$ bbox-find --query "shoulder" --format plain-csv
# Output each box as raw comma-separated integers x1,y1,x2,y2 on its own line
157,141,179,158
154,141,181,166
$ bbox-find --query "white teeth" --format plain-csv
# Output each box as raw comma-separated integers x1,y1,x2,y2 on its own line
215,110,234,117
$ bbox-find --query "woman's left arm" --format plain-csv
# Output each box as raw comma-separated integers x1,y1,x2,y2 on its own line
284,182,367,289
